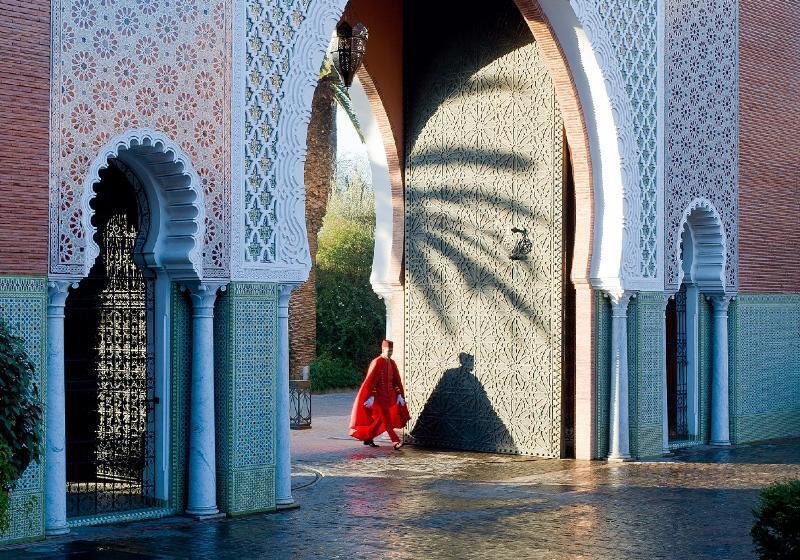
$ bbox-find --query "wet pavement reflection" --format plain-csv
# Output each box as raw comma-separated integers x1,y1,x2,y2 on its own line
3,392,799,559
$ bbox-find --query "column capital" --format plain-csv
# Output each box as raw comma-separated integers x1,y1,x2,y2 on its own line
184,282,228,310
47,280,79,320
606,289,636,316
707,293,734,315
372,282,404,302
277,282,301,308
661,291,675,313
47,278,80,305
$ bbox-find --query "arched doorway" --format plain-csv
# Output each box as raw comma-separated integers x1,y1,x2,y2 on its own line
64,159,159,517
45,131,206,533
665,199,729,448
273,0,635,473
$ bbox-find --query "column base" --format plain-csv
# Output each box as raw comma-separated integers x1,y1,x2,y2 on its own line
276,501,300,511
185,506,222,519
606,455,633,463
710,440,731,446
45,525,70,537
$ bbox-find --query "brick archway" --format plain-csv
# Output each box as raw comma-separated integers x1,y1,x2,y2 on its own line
513,0,596,459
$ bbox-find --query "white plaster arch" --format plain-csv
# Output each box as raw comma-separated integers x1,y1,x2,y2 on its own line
675,198,727,292
537,0,642,291
265,0,640,293
271,0,344,282
345,76,394,295
79,129,206,282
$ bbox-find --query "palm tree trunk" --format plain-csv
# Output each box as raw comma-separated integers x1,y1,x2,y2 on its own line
289,81,337,380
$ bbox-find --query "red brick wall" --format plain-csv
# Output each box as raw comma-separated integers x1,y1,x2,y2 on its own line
0,1,50,276
739,0,800,293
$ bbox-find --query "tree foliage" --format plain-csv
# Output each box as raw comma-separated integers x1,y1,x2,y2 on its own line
313,180,384,391
0,320,43,532
752,479,800,559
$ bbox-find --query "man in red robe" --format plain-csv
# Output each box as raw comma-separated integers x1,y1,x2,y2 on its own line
349,339,410,450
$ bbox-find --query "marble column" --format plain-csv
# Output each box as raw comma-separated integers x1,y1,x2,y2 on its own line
607,290,634,462
45,280,75,535
186,282,225,517
710,294,732,446
276,283,299,507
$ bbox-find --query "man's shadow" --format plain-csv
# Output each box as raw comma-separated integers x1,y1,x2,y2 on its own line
409,352,516,454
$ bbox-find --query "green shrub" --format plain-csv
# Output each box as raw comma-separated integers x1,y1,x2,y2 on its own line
752,479,800,559
0,320,43,533
310,350,364,392
314,205,384,392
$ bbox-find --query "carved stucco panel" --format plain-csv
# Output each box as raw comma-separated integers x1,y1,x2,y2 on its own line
664,0,738,291
571,0,659,282
50,0,232,279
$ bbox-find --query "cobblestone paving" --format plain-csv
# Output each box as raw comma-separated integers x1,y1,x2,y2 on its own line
3,392,799,559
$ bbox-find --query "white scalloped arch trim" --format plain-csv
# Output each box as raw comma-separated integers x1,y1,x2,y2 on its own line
267,0,639,289
675,198,727,292
567,0,647,284
79,129,206,282
273,0,344,280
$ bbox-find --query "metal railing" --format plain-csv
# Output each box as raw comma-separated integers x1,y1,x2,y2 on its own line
289,379,312,430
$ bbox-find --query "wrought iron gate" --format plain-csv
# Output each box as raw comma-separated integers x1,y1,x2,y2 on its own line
666,286,689,440
404,0,566,457
64,161,159,517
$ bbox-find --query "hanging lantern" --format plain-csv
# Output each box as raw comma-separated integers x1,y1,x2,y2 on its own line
335,21,368,88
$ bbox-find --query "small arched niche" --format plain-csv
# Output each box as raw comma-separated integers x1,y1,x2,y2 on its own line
80,129,206,283
665,198,728,447
61,129,207,516
677,199,727,292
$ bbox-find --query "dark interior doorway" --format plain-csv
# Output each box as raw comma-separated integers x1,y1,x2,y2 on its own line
64,160,160,517
562,135,576,458
665,285,689,441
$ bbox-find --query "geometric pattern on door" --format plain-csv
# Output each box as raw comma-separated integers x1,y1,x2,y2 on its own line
404,0,565,457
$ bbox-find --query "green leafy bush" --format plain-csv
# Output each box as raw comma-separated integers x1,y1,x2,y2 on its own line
0,319,43,533
0,441,12,533
752,479,800,559
313,188,385,392
309,351,363,393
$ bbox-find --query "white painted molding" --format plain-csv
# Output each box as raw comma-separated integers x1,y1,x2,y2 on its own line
75,129,206,282
675,198,727,293
343,76,395,295
655,0,666,289
539,0,639,291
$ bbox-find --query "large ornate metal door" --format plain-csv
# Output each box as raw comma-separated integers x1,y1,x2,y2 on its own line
404,0,565,457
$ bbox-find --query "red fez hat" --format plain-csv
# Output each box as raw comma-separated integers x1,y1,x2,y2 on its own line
381,339,394,348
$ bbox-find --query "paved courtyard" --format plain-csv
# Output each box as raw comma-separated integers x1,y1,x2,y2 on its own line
3,391,799,559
